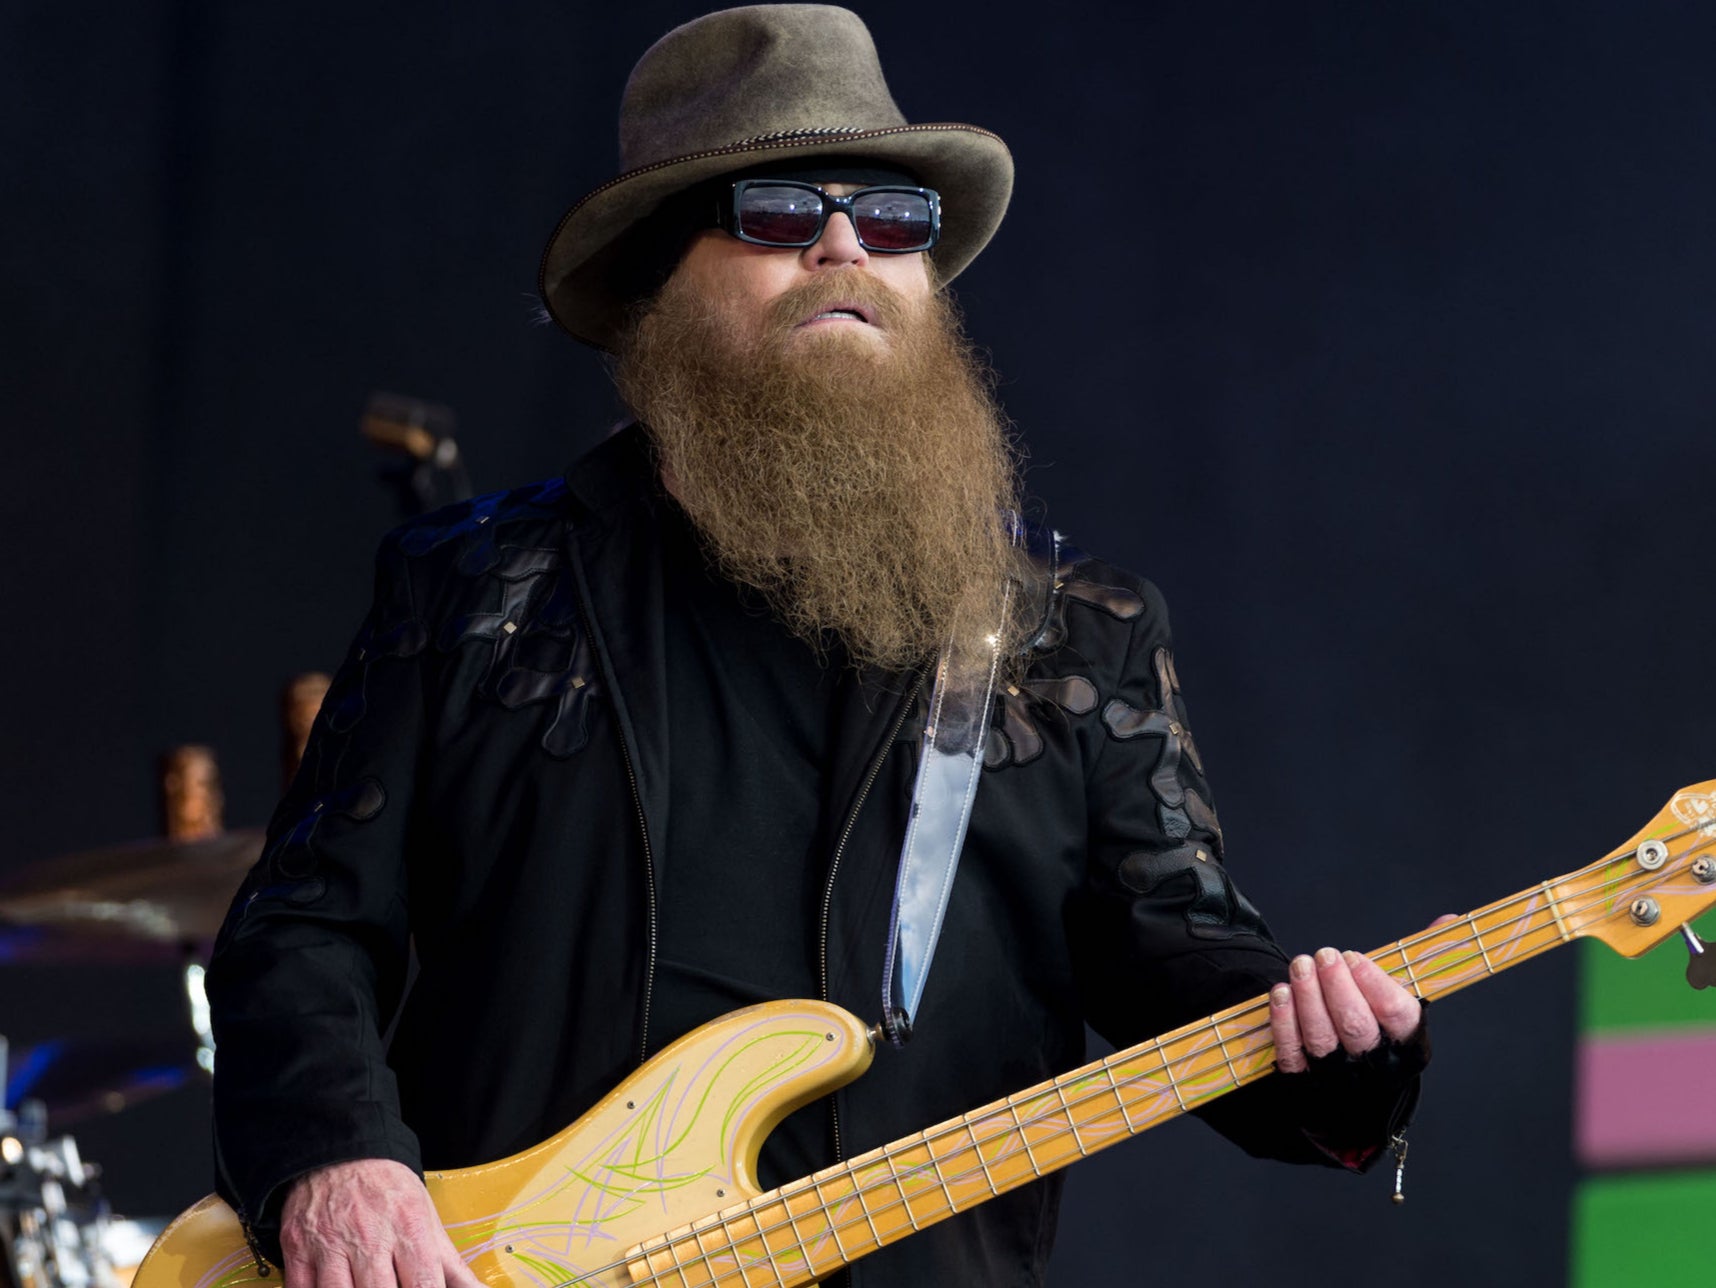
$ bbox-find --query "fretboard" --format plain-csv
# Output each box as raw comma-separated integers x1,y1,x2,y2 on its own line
626,843,1664,1288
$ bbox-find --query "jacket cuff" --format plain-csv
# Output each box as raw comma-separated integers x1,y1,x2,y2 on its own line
216,1131,423,1267
1288,1011,1431,1172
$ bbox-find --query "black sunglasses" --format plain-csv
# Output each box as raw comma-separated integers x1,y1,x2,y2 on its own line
718,179,942,253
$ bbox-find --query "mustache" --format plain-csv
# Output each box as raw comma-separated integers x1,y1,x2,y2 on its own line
761,268,915,338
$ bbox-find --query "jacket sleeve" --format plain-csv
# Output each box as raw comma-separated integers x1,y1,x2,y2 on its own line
1070,575,1425,1172
207,534,431,1253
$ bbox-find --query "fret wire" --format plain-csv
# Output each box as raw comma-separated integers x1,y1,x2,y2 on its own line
1393,941,1423,999
1004,1099,1046,1177
700,1214,761,1288
961,1113,1002,1194
884,1148,922,1231
641,1249,671,1288
679,1204,759,1288
694,1219,737,1288
1465,913,1496,974
849,1156,886,1250
812,1178,851,1267
661,1227,696,1288
1210,1027,1243,1090
1050,1080,1089,1156
652,1221,693,1288
597,850,1704,1288
921,1128,960,1213
1103,1060,1141,1134
777,1194,815,1286
1157,1043,1190,1113
663,1220,696,1288
1540,880,1571,942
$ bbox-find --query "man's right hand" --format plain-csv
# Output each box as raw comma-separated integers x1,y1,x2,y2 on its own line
279,1158,483,1288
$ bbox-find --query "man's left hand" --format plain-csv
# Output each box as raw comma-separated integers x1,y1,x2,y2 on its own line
1268,946,1423,1071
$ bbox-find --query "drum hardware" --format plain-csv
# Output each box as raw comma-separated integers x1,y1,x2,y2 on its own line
2,1035,161,1288
0,637,359,1239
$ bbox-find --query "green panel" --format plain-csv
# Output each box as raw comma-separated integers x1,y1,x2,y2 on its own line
1581,908,1716,1033
1571,1170,1716,1287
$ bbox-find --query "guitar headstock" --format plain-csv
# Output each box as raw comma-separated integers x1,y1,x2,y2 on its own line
1555,780,1716,958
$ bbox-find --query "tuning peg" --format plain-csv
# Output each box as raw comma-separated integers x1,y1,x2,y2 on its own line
1684,924,1716,990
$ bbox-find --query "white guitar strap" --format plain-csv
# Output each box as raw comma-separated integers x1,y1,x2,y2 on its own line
878,525,1021,1048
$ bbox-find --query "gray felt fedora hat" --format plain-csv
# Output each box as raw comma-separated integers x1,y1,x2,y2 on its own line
537,4,1014,350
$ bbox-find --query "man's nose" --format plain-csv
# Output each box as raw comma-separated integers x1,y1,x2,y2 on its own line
805,211,868,269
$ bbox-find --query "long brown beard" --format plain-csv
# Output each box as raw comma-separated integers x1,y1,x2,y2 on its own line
613,265,1028,674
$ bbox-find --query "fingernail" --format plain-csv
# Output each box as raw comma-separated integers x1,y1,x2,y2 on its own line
1290,954,1313,980
1342,950,1366,970
1315,946,1340,968
1270,984,1291,1006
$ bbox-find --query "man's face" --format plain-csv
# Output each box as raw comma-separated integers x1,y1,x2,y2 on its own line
670,182,933,349
614,186,1024,671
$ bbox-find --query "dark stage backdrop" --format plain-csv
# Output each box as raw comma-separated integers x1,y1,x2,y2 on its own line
6,1,1715,1283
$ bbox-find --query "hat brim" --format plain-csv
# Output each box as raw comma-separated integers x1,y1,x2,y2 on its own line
537,123,1013,351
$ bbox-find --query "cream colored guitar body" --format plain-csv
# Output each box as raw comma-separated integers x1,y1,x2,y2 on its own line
136,1001,873,1288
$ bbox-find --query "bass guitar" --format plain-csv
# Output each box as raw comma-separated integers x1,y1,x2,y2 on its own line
134,781,1716,1288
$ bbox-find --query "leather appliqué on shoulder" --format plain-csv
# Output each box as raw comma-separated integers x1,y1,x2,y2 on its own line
1062,579,1146,621
433,544,601,759
399,483,599,759
983,673,1099,770
1028,541,1146,651
1025,674,1099,715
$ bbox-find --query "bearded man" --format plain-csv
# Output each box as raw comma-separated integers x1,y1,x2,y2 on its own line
206,8,1432,1287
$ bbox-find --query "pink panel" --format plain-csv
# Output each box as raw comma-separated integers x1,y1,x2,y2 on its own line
1576,1030,1716,1169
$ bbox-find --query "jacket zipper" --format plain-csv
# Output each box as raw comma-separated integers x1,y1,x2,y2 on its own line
617,725,660,1063
570,569,659,1065
817,666,928,1162
213,1129,271,1276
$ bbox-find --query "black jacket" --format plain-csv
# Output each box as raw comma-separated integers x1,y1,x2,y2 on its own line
209,425,1422,1285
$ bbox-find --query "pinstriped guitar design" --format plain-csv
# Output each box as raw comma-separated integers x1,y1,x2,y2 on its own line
134,782,1716,1288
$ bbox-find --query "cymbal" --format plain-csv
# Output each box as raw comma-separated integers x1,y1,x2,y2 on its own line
0,830,264,962
5,1032,203,1125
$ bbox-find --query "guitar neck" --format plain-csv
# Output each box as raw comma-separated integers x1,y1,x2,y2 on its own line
629,817,1710,1288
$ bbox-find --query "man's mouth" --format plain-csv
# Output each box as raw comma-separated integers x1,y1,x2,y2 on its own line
800,303,873,327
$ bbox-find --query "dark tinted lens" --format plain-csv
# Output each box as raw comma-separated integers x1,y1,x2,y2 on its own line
735,184,824,245
852,191,934,251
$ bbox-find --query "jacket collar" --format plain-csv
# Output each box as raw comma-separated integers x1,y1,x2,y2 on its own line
561,420,660,524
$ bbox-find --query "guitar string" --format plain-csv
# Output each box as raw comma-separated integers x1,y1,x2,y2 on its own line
546,831,1712,1288
607,828,1716,1287
541,826,1714,1288
564,835,1713,1288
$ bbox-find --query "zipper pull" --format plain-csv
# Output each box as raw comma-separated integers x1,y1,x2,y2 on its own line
1389,1132,1409,1205
240,1218,274,1277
